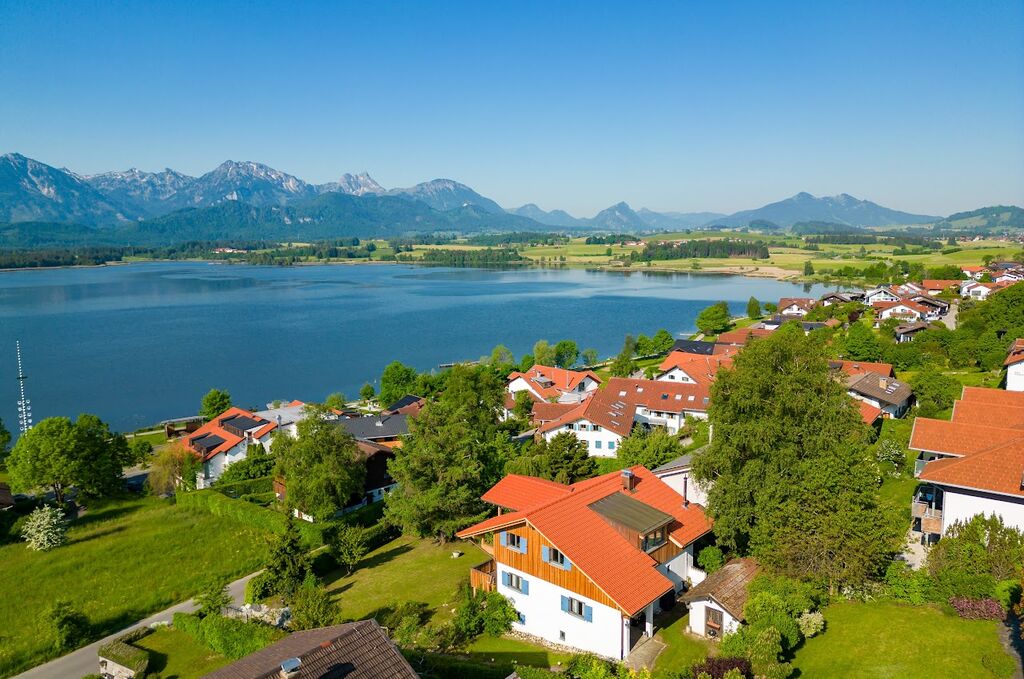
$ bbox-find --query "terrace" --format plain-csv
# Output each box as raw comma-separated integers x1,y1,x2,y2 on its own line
469,559,497,593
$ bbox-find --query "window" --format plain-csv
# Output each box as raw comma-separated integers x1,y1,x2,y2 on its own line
549,547,566,567
594,440,602,450
642,526,667,552
608,440,616,450
504,572,529,594
559,631,566,641
561,596,592,621
517,611,526,625
593,425,601,431
507,533,522,551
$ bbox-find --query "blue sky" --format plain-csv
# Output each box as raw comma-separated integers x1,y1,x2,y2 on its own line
1,0,1022,217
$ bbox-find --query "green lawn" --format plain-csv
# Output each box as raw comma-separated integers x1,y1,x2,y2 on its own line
792,601,1015,678
323,535,487,623
0,496,269,678
462,636,574,671
132,627,230,679
126,430,169,447
653,610,715,678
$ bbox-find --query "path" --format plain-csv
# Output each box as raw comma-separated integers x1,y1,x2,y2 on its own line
1001,614,1024,679
942,300,959,330
624,635,665,672
12,571,260,679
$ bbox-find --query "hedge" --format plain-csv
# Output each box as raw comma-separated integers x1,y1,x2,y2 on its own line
176,490,325,546
403,649,511,679
213,476,274,497
172,612,284,660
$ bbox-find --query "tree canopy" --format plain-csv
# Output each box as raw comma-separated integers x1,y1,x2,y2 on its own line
379,361,419,407
616,426,686,470
200,389,232,421
553,340,579,368
844,321,882,362
696,302,732,335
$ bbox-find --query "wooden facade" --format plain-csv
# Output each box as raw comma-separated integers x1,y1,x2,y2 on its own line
470,559,496,593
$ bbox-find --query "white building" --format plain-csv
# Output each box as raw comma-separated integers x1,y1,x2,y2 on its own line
457,468,712,660
681,558,760,639
863,286,901,304
652,454,710,507
187,408,277,489
845,372,913,418
1005,339,1024,392
507,365,602,404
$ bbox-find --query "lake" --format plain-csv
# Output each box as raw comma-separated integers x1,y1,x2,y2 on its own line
0,262,839,433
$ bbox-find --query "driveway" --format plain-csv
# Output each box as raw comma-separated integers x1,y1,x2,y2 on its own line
11,571,260,679
942,300,959,330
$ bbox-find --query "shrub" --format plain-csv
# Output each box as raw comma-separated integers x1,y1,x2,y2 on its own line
949,597,1004,620
875,439,905,477
361,521,399,551
42,600,89,651
195,580,231,618
743,592,801,651
97,639,148,677
22,505,68,551
994,579,1022,610
331,524,368,575
173,612,283,660
688,657,753,678
244,571,275,604
796,610,825,638
981,651,1016,679
884,561,932,605
748,574,827,616
290,576,341,630
697,546,725,574
213,475,274,497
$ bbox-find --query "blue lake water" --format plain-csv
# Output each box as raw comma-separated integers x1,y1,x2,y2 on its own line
0,262,839,432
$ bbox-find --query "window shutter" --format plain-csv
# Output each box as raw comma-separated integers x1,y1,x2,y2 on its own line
518,612,525,625
542,546,549,563
501,571,510,587
521,578,529,595
560,596,569,613
521,537,528,553
563,558,572,572
499,532,507,547
583,605,593,622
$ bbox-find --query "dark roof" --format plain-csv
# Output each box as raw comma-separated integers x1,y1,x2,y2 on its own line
670,339,717,356
847,372,913,406
589,491,674,534
680,557,761,619
221,415,268,431
0,483,13,509
652,453,694,474
384,394,423,412
192,434,226,453
200,620,417,679
895,321,930,335
335,414,409,440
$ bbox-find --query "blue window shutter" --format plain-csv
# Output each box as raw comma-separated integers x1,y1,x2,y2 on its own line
501,571,510,587
521,537,528,553
521,578,529,595
563,558,573,572
518,612,525,625
542,545,549,563
583,605,593,622
499,532,507,547
560,595,569,612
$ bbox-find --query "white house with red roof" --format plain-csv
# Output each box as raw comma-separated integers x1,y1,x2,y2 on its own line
536,378,711,456
456,467,712,660
777,297,816,317
507,365,602,404
1005,339,1024,392
872,300,930,324
187,407,278,488
910,387,1024,543
655,352,733,385
863,286,902,304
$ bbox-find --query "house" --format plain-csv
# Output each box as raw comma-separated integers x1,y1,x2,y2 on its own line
863,286,901,304
819,292,855,306
961,265,986,280
456,467,713,660
994,269,1024,284
716,327,774,347
508,365,602,405
383,394,426,416
680,558,761,639
656,352,733,385
872,300,929,324
845,372,913,418
761,316,826,333
829,359,895,379
253,400,318,439
777,297,816,317
669,339,719,356
652,453,709,506
200,620,418,679
921,279,963,295
187,408,277,488
894,321,930,343
335,413,408,447
537,378,711,456
905,294,948,319
911,387,1024,543
961,280,1011,301
1006,339,1024,392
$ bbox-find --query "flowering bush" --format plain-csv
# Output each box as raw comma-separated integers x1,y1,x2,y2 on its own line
688,656,753,678
797,610,825,638
949,596,1004,620
22,506,68,551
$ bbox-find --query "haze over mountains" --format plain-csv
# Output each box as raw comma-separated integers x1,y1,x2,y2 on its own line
0,152,1004,247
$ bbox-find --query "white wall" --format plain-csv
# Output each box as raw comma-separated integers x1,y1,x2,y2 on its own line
658,544,707,595
1007,363,1024,392
942,488,1024,533
656,469,709,507
657,368,696,383
686,598,740,638
542,418,622,457
496,562,624,659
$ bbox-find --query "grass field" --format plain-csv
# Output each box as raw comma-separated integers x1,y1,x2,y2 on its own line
0,496,269,678
132,627,231,679
791,601,1015,678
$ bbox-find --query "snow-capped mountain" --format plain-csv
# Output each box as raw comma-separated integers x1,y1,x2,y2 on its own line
183,160,317,208
318,172,384,196
84,168,196,216
387,178,505,214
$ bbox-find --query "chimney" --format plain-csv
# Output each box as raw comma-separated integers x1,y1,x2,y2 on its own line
683,476,689,507
621,469,636,492
375,415,383,427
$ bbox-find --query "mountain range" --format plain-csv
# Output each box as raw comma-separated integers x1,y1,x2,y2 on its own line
0,152,1004,248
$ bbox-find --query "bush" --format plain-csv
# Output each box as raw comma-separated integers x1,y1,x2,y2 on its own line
875,439,905,477
361,521,399,551
177,489,325,546
949,597,1004,620
42,600,89,651
743,592,801,651
697,546,725,574
240,492,277,506
213,475,274,497
97,639,149,677
994,579,1022,610
981,651,1016,678
688,656,753,678
796,610,825,638
290,576,341,630
22,505,68,551
884,561,932,605
245,571,276,604
172,612,283,660
331,524,368,575
748,574,827,616
195,580,231,618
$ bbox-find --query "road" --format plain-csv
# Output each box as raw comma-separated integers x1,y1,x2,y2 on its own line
11,571,260,679
942,300,959,329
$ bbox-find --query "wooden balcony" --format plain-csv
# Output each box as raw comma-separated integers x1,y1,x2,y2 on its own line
912,501,942,535
470,559,497,593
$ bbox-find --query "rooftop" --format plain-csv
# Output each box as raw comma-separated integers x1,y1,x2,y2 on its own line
846,372,912,406
680,558,761,620
589,490,675,534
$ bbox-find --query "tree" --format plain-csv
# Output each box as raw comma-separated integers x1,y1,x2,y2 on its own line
616,427,685,470
0,416,10,461
195,580,231,618
696,302,732,335
216,444,274,485
379,361,419,407
22,505,68,551
581,348,599,366
928,514,1024,599
544,432,596,484
489,344,514,367
273,406,366,521
553,340,579,368
747,296,762,319
692,325,899,589
512,390,535,420
7,414,130,504
265,517,312,600
804,260,815,275
290,575,341,630
650,329,676,354
147,441,202,494
331,524,368,575
200,389,232,421
844,321,882,361
127,439,153,467
533,340,557,367
359,383,376,402
42,600,89,651
910,369,960,418
697,545,725,574
609,335,637,377
518,353,535,371
324,392,346,410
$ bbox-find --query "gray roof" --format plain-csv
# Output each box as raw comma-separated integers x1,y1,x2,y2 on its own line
335,414,408,440
671,339,717,356
652,453,694,474
253,404,309,428
680,558,761,619
589,491,674,534
847,373,913,406
200,620,417,679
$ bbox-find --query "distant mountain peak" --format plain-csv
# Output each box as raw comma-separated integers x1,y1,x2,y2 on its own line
713,192,940,228
387,178,505,214
319,172,384,196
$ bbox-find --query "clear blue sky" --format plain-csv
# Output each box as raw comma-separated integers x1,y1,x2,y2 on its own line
1,0,1022,217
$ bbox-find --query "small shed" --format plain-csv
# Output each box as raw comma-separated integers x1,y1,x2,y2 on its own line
680,557,760,639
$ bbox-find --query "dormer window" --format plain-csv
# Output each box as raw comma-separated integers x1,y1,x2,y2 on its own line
641,526,667,552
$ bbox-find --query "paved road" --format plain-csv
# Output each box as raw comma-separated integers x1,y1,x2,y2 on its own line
942,300,959,330
12,571,260,679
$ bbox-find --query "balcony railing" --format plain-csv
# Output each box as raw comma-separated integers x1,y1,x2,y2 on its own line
470,559,497,593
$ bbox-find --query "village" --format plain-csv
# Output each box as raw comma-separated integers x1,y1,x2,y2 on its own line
2,258,1024,679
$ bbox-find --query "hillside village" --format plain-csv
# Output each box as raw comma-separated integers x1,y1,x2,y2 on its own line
2,260,1024,679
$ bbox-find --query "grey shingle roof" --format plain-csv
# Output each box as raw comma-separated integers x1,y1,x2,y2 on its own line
680,557,760,620
335,414,408,440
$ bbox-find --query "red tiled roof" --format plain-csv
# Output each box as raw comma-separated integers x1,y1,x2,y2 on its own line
481,474,571,510
507,365,601,401
1005,339,1024,367
961,386,1024,407
186,407,276,461
961,265,985,272
778,297,816,313
920,439,1024,499
657,352,733,384
921,279,962,290
531,401,580,424
858,400,882,425
831,360,894,378
952,401,1024,428
873,300,929,315
716,327,774,346
458,467,713,616
910,417,1024,456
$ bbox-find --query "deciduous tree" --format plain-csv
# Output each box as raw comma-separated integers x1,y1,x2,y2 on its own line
22,505,68,551
696,302,732,335
532,340,557,367
330,524,368,575
324,392,346,410
359,383,376,402
844,321,882,361
200,389,232,421
147,441,202,495
747,296,762,319
553,340,579,368
616,427,684,470
609,335,637,377
581,348,599,366
379,361,419,407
